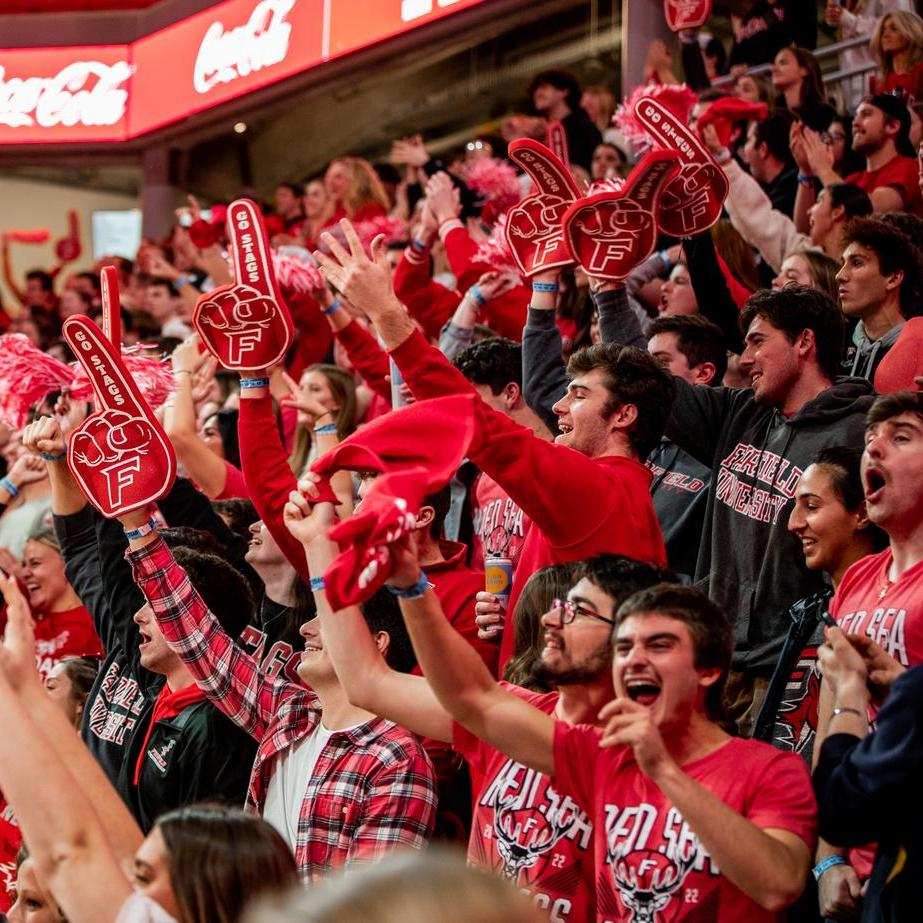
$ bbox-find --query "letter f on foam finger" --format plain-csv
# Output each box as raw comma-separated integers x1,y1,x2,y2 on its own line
62,314,176,517
193,198,294,371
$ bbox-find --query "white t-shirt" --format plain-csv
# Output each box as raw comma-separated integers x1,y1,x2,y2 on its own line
262,723,335,850
116,893,177,923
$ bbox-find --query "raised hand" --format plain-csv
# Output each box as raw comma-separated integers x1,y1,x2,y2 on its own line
313,220,397,319
5,452,48,486
425,172,462,225
283,473,336,547
62,315,176,517
194,199,294,371
21,416,67,463
803,128,836,181
0,570,41,693
598,697,674,780
474,590,504,640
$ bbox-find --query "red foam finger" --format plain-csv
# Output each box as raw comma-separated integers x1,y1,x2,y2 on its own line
546,121,570,167
100,265,121,352
62,315,176,516
632,97,729,237
563,151,681,281
505,139,582,276
194,199,295,370
663,0,712,31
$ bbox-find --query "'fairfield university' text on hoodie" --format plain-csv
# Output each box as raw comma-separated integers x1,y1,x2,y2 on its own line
667,376,874,670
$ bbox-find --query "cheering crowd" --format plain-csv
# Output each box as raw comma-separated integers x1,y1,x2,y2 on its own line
1,1,923,921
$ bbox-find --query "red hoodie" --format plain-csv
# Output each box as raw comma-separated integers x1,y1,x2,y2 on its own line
393,246,460,342
389,328,667,666
238,395,497,671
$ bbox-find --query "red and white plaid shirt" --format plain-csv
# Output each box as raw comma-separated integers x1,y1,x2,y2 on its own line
128,537,436,881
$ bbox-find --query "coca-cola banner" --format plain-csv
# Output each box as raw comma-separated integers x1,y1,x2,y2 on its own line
0,0,493,145
0,45,131,144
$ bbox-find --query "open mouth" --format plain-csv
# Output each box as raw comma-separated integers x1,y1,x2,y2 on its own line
557,421,573,436
865,467,887,502
750,371,763,388
625,679,661,707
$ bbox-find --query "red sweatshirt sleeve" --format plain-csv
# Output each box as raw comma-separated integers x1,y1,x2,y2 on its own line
442,225,486,293
390,329,640,550
238,395,308,581
335,320,392,402
392,246,460,340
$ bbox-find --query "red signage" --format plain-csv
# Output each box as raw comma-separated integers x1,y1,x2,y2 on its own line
0,0,494,145
0,45,131,144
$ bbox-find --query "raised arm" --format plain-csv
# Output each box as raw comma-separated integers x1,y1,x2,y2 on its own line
521,271,567,431
0,574,134,923
283,484,453,742
163,335,230,499
120,511,281,740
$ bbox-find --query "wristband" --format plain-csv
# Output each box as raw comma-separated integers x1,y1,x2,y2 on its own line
310,576,325,592
0,476,18,499
240,377,270,390
41,451,66,462
124,518,158,541
410,237,429,252
467,284,486,307
314,423,337,435
531,281,558,294
797,172,816,186
387,572,431,599
173,369,193,378
812,855,846,881
323,298,341,316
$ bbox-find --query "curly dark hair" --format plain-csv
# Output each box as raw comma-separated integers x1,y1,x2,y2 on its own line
455,337,522,392
566,343,676,457
173,547,255,641
739,286,846,381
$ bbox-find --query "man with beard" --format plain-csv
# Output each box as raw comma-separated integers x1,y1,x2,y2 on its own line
805,95,922,216
286,482,670,923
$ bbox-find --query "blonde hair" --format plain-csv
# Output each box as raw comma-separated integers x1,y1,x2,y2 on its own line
327,156,390,217
243,849,543,923
871,10,923,74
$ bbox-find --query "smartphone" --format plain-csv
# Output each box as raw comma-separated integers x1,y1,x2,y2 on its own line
820,610,837,628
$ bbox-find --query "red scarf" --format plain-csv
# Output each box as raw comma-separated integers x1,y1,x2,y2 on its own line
133,683,207,785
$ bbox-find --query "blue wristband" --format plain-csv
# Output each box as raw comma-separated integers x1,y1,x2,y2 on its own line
812,855,846,881
467,284,486,307
41,451,66,462
387,572,431,599
531,280,558,293
314,423,337,435
310,576,325,592
323,298,341,316
0,476,18,499
124,518,158,541
410,237,429,252
240,377,270,389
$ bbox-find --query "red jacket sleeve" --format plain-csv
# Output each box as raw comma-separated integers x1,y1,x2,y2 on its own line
238,395,308,581
442,225,485,293
392,246,460,341
335,320,392,402
390,329,643,550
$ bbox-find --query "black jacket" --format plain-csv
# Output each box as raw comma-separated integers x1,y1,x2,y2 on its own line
814,665,923,923
56,478,259,827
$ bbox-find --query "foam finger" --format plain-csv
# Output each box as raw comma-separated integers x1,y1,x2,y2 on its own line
225,199,283,301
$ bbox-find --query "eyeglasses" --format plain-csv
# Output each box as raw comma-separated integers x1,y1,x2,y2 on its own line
550,598,615,627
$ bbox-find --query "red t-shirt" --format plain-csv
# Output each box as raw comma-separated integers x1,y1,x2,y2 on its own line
846,155,923,216
553,726,817,922
33,605,103,679
0,797,19,913
828,548,923,880
470,472,532,572
830,549,923,672
454,685,595,922
215,460,250,501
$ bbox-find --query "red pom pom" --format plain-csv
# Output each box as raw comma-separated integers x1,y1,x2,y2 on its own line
0,334,72,428
272,250,324,297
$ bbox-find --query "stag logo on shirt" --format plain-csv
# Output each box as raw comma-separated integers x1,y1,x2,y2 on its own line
773,650,821,757
481,759,592,883
604,803,718,921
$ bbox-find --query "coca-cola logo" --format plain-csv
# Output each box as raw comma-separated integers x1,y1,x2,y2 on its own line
193,0,295,95
0,60,131,129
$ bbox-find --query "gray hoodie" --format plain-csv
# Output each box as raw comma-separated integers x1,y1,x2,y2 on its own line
845,320,904,383
667,376,875,670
